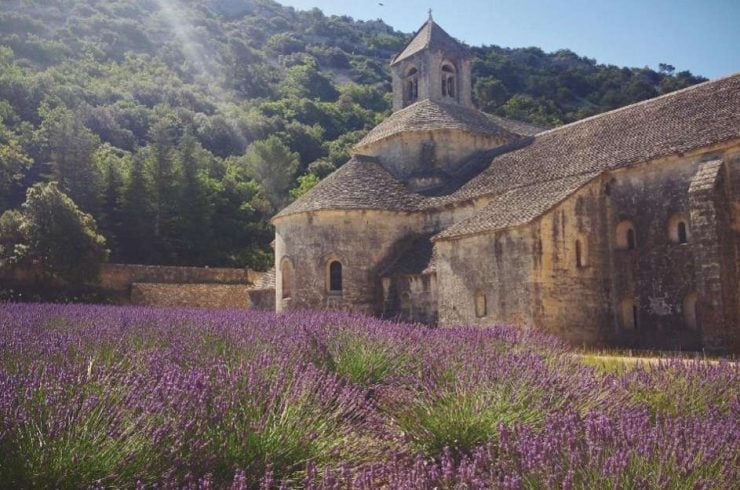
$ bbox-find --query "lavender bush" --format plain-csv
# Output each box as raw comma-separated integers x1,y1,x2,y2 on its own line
0,303,737,488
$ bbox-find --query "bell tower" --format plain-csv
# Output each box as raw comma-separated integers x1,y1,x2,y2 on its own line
390,13,473,111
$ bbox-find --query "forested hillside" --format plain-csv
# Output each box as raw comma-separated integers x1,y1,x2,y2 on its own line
0,0,706,270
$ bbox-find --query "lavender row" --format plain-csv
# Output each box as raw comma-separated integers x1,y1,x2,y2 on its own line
0,303,737,488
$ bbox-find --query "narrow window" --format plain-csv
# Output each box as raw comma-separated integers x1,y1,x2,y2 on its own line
627,228,636,250
280,258,293,299
282,267,291,299
632,305,639,330
405,67,419,103
575,240,583,268
441,64,456,98
475,290,487,318
669,214,689,244
677,221,687,244
329,261,342,293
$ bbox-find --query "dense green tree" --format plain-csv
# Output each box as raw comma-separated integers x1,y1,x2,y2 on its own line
34,103,103,215
289,173,320,200
0,118,32,212
474,77,510,111
20,182,108,285
307,159,336,179
279,60,339,101
177,129,214,265
147,118,182,262
94,144,128,261
0,209,27,268
241,136,299,212
119,149,155,263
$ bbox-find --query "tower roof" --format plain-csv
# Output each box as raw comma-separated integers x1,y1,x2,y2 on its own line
391,17,469,66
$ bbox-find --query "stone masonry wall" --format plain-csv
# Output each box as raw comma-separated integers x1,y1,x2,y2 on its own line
391,50,472,111
100,263,255,291
274,210,426,315
130,283,252,309
357,130,506,180
435,179,610,345
607,146,738,351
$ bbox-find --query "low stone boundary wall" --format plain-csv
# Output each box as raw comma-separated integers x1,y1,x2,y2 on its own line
1,262,275,310
101,264,256,291
131,283,252,309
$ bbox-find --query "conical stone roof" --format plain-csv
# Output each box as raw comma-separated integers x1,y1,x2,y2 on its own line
391,17,469,66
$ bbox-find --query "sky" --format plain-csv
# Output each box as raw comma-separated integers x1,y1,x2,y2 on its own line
278,0,739,79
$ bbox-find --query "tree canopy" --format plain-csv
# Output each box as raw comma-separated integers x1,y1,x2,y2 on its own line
1,182,108,285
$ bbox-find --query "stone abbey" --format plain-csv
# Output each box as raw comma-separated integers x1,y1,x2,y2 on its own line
271,17,740,352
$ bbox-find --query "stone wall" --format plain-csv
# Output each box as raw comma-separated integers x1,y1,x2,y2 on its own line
435,179,610,345
355,130,506,179
381,273,438,324
274,209,427,315
100,263,255,291
130,283,252,309
435,143,739,351
606,146,738,351
390,50,473,111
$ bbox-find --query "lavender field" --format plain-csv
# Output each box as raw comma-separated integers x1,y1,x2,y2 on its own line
0,304,737,489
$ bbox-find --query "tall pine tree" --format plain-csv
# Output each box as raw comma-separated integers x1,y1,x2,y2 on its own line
34,103,103,216
147,119,183,263
177,129,213,265
120,149,155,263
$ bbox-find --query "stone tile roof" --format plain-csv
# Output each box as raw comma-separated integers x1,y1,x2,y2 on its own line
391,18,469,66
447,73,740,205
433,173,599,240
488,114,547,137
431,74,740,238
354,98,533,149
275,74,740,234
381,234,437,276
273,155,423,219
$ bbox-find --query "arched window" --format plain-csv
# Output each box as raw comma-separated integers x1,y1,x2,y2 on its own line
475,290,487,318
441,64,455,99
620,298,637,330
280,258,293,299
683,292,698,330
405,67,418,103
328,260,342,293
668,214,690,244
616,220,636,250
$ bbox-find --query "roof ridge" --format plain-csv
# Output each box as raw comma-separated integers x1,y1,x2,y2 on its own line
533,73,739,138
